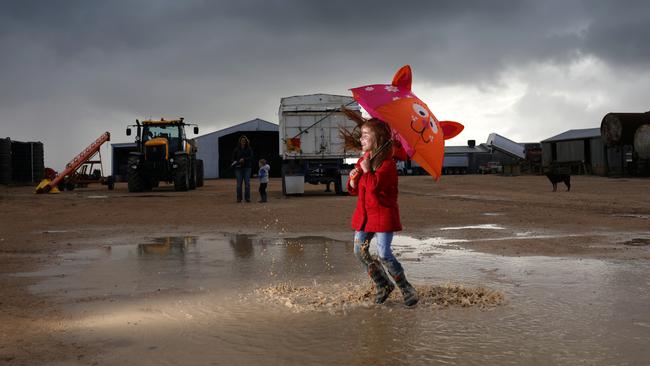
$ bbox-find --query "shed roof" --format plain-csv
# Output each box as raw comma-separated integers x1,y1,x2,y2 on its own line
541,128,601,143
196,118,278,141
445,144,491,154
486,133,525,159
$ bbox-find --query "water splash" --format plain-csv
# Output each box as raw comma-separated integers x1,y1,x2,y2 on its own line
254,281,505,313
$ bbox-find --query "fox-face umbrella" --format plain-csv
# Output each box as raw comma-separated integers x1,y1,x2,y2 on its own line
351,65,464,180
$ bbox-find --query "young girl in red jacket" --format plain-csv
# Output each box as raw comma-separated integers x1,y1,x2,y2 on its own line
341,108,418,307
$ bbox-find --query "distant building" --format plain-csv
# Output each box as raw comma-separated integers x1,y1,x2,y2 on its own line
195,119,279,179
111,142,138,182
522,142,543,174
443,143,491,174
540,128,610,175
442,134,529,175
486,133,525,159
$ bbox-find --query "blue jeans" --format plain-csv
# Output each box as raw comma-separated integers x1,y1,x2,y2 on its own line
235,168,251,202
353,231,403,277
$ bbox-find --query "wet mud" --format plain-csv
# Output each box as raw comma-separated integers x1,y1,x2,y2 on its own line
10,233,650,365
256,281,505,313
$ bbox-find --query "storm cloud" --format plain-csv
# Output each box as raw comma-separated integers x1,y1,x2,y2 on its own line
2,0,649,167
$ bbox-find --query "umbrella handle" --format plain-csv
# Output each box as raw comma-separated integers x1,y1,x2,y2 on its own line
368,140,392,163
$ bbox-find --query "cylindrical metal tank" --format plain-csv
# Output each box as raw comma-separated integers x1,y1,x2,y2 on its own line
30,142,44,182
11,141,29,182
10,140,45,183
0,138,11,184
600,112,650,146
634,124,650,159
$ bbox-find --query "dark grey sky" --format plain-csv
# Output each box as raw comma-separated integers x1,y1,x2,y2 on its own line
2,0,649,168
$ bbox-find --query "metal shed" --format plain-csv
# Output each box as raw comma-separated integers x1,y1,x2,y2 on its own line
195,119,279,179
486,133,526,160
111,142,138,182
540,128,607,175
443,143,492,174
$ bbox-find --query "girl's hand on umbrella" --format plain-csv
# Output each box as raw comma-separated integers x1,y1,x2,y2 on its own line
360,156,371,173
349,169,357,188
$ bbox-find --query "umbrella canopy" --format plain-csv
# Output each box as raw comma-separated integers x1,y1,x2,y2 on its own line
351,65,463,180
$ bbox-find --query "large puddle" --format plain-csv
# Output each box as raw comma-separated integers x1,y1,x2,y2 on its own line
16,234,650,365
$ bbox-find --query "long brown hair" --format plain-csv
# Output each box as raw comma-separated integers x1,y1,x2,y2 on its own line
237,135,251,149
339,106,392,169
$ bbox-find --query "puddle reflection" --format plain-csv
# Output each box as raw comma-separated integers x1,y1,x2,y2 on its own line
229,234,254,258
15,233,650,366
138,236,196,256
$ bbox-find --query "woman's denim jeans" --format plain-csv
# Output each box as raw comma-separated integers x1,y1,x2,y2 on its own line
235,168,251,202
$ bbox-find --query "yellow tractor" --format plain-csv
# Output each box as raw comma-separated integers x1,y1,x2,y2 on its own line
126,118,203,192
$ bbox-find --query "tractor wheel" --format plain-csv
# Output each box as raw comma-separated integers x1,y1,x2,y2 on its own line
196,159,204,187
127,156,147,192
189,156,197,190
174,155,190,191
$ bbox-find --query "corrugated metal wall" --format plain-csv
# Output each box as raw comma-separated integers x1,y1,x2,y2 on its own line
195,134,219,179
590,138,607,175
556,140,584,162
543,137,616,176
606,146,625,175
541,142,553,167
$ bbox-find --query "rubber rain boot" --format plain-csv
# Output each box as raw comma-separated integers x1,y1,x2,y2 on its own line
393,273,418,307
367,261,395,304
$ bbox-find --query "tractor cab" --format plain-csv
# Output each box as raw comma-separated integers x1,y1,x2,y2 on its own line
142,122,183,162
127,118,197,156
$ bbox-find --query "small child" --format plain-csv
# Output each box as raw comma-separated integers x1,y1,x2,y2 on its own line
258,159,270,203
341,107,418,307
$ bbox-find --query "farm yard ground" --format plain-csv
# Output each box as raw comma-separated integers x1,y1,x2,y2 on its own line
1,175,649,365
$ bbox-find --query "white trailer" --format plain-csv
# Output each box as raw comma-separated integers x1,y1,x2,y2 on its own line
279,94,360,195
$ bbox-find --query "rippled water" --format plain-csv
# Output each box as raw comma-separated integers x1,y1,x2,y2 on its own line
18,234,650,365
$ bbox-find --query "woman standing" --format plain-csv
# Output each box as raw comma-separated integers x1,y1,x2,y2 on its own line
341,109,418,306
231,135,253,203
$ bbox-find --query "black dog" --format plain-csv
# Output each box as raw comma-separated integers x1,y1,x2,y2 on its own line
545,173,571,192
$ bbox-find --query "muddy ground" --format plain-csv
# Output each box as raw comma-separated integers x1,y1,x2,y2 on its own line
1,175,649,365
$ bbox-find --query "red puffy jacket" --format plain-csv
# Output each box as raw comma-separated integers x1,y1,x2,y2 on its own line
347,156,402,232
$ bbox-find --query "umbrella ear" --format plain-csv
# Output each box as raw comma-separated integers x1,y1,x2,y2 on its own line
439,121,464,140
391,65,412,90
